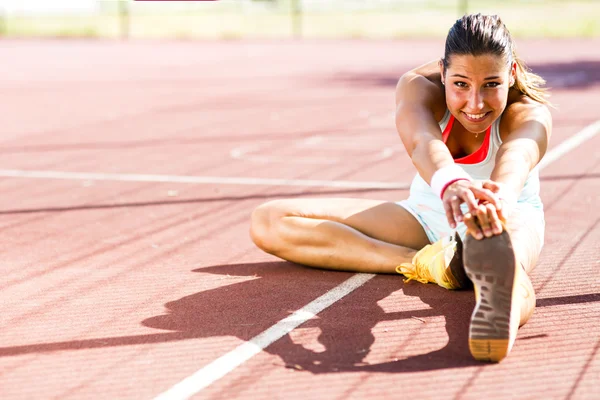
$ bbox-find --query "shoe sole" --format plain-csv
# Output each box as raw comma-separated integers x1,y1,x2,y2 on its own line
463,231,517,362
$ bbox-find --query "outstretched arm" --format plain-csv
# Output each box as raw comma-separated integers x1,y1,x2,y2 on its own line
395,67,453,183
491,103,551,199
395,64,501,228
463,102,552,239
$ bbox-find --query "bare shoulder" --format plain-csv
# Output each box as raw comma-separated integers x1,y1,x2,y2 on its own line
395,60,447,121
499,94,552,142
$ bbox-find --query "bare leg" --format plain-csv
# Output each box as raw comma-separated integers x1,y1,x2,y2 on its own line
463,208,543,362
250,198,431,274
505,210,542,326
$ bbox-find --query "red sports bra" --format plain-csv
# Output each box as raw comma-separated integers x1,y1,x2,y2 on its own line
442,114,490,164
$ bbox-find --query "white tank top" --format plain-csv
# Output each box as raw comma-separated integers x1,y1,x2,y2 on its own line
409,110,542,206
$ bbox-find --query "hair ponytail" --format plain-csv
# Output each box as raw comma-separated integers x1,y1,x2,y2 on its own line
512,54,552,105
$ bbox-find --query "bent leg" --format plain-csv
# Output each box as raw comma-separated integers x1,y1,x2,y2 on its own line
250,198,431,274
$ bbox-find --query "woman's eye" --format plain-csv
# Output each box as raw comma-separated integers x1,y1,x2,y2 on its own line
486,82,501,88
454,81,467,88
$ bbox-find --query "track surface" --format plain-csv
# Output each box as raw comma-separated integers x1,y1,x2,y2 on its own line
0,39,598,399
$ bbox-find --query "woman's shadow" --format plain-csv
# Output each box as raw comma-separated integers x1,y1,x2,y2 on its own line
142,261,480,373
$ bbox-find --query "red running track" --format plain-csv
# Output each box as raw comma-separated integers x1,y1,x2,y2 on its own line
0,38,598,399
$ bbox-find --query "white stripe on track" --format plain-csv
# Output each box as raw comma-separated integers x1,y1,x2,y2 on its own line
0,121,598,190
0,169,408,190
153,273,375,400
538,119,600,170
152,118,600,399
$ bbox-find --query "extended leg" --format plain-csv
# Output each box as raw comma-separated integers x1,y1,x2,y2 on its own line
504,211,542,326
463,209,543,362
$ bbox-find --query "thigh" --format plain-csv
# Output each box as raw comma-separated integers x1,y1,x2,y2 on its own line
265,197,431,250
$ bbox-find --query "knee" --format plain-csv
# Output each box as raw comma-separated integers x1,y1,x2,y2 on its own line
249,200,287,254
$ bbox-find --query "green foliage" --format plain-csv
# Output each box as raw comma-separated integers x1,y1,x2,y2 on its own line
2,0,599,39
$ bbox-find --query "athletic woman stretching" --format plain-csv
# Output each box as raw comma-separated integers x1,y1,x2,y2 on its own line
250,14,552,363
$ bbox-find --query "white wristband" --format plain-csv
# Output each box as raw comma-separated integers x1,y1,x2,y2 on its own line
430,164,472,199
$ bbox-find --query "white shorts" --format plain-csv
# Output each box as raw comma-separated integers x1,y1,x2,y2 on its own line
398,197,545,246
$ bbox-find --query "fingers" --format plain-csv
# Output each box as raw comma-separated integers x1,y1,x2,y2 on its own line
451,195,463,223
443,194,467,228
463,212,482,240
470,186,502,210
481,180,516,219
441,179,507,239
487,203,504,235
444,198,457,229
463,189,480,214
481,180,502,193
442,180,504,231
495,199,508,223
464,203,504,240
442,180,479,227
477,205,492,237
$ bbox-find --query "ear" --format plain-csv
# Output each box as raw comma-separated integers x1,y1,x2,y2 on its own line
510,61,517,86
439,59,445,85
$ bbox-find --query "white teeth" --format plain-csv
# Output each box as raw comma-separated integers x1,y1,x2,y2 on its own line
466,112,487,119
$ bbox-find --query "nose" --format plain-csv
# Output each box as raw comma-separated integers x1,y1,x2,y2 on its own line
467,88,485,111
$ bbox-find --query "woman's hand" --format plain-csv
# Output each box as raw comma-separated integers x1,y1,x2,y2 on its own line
462,202,504,240
441,179,503,232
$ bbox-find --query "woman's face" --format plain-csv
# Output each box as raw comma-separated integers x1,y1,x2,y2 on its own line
441,54,516,134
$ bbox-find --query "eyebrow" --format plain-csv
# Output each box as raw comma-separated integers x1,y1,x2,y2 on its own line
451,74,502,80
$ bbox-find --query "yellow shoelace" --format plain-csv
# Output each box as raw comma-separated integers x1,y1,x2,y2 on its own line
395,243,460,290
395,245,435,284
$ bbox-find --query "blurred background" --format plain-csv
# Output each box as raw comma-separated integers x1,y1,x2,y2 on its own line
0,0,598,40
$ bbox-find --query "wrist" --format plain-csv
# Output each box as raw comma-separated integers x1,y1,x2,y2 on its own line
440,178,471,199
431,164,472,199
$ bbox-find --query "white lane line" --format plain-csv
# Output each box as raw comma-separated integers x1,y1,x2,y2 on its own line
0,170,409,189
153,273,375,400
538,119,600,169
1,119,596,190
152,118,600,399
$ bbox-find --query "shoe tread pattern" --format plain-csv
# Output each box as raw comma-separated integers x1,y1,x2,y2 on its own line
464,231,517,362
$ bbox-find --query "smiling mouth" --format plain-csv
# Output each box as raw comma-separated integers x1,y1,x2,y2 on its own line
463,111,491,122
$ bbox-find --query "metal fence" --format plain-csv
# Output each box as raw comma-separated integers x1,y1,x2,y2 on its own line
0,0,598,39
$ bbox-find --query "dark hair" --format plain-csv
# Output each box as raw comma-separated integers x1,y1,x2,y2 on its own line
442,14,550,105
